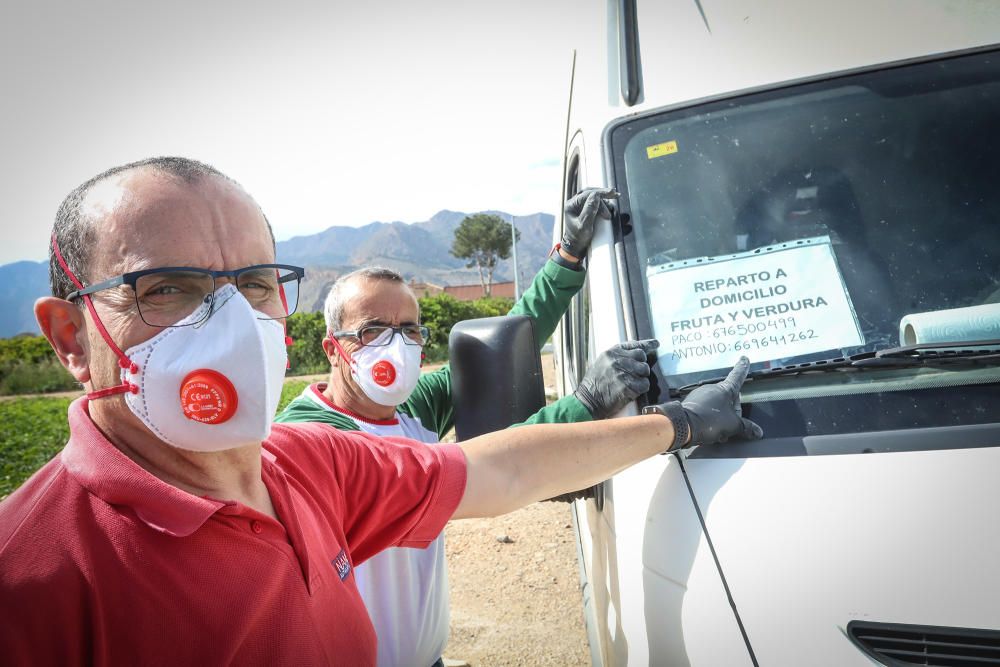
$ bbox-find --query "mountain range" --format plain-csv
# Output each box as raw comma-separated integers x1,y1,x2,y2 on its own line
0,210,555,337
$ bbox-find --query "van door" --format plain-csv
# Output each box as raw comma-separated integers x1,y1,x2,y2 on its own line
560,137,759,665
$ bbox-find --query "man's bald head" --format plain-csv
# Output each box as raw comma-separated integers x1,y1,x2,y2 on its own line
49,157,275,299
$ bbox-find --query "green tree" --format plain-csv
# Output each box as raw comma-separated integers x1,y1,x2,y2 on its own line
450,213,520,297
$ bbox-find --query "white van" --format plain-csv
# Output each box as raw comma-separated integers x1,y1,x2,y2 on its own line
551,2,1000,664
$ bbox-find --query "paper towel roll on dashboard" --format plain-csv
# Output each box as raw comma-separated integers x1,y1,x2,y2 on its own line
900,303,1000,346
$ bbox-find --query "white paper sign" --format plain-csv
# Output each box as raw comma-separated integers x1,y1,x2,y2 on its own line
647,236,864,375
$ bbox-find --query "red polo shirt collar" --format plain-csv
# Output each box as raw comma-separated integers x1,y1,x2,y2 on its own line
60,398,256,537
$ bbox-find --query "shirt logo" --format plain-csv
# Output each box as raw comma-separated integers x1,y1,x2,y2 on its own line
332,549,352,581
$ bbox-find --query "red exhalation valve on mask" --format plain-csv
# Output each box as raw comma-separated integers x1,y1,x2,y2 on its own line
180,369,239,424
371,360,397,387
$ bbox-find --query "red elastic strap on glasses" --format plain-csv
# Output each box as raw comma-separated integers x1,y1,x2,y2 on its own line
51,234,139,397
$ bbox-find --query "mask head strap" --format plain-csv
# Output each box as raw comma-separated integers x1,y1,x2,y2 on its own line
51,233,139,397
326,333,357,368
277,269,290,315
277,269,293,370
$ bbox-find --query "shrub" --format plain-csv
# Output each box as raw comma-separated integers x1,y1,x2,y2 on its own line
0,336,77,396
469,296,514,318
0,335,58,366
418,294,514,362
0,358,79,395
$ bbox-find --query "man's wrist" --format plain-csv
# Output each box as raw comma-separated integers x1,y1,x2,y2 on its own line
558,246,582,264
549,244,584,271
641,401,690,452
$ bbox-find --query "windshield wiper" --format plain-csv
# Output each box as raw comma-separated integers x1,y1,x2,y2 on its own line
674,339,1000,396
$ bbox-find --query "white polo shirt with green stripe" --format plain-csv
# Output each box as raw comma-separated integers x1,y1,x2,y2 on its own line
275,259,592,667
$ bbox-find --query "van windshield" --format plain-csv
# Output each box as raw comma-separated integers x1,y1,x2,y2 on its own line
612,49,1000,405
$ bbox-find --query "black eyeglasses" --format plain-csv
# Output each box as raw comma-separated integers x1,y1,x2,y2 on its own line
332,324,430,347
66,264,305,327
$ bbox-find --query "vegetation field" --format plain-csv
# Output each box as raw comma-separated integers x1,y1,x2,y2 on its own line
279,379,309,410
0,397,72,500
0,380,313,500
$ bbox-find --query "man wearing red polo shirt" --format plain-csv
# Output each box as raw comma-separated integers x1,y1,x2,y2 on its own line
0,157,761,665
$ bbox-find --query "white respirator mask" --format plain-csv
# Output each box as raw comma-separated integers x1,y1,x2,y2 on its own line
331,328,423,407
118,284,288,451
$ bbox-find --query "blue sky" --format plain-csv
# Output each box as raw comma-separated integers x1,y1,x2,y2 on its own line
0,0,579,265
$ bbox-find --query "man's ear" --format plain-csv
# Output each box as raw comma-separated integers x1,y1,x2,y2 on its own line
35,297,91,383
321,336,340,367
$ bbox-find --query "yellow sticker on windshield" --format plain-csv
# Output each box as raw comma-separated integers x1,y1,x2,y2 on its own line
646,140,678,159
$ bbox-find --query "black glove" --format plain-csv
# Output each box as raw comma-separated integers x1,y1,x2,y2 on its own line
561,187,617,259
574,339,659,419
647,356,763,451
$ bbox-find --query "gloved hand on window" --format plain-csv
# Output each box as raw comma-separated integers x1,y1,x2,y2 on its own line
574,339,659,419
561,187,618,260
645,356,764,451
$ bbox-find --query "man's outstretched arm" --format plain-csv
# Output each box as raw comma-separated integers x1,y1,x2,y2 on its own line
453,413,673,518
453,357,762,519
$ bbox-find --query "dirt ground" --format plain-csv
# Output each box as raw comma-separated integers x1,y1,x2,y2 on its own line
443,503,590,666
441,352,590,666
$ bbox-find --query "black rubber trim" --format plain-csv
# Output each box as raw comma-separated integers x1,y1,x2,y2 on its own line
847,620,1000,666
618,0,642,106
675,453,759,666
687,422,1000,459
602,88,669,407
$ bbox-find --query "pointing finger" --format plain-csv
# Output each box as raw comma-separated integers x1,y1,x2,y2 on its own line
719,356,751,397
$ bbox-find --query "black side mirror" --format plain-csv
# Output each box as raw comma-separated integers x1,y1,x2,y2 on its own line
449,315,545,441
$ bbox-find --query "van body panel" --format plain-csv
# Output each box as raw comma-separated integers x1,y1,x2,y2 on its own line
576,457,755,666
573,0,1000,157
683,445,1000,664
